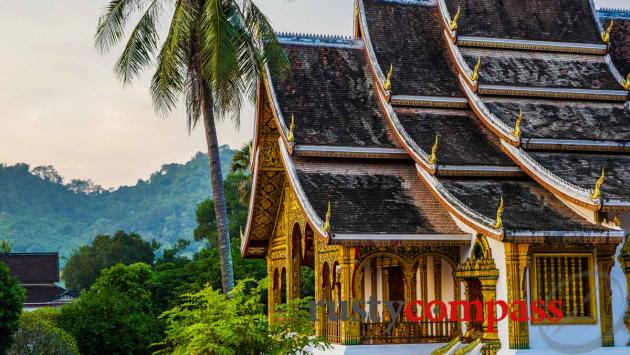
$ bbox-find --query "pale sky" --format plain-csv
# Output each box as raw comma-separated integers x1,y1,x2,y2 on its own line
0,0,627,188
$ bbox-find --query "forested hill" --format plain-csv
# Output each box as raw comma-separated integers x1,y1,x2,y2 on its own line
0,146,234,258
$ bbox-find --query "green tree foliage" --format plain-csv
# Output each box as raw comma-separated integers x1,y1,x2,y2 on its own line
0,148,234,257
0,240,11,253
62,231,156,291
156,279,326,355
153,172,265,311
0,262,25,354
8,308,79,355
58,263,159,355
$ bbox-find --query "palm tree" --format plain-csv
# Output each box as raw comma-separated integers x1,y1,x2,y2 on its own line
95,0,287,293
230,140,252,204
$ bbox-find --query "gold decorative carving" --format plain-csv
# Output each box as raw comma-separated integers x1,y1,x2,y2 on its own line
429,134,439,165
493,196,504,229
322,201,332,232
505,243,529,349
471,57,480,82
287,114,295,143
596,244,616,347
602,20,614,43
622,73,630,90
449,6,461,31
590,167,605,200
512,110,523,138
384,64,393,91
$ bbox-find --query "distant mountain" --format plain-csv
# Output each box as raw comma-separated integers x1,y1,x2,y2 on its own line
0,146,235,259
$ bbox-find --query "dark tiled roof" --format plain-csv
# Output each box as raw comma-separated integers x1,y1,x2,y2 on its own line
608,19,630,77
483,98,630,142
444,0,602,43
271,42,397,148
293,158,461,234
461,49,621,90
0,253,59,283
395,107,514,166
527,152,630,201
23,285,67,303
440,179,608,231
363,0,463,97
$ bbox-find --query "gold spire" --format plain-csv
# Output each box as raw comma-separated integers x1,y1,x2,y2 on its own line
384,64,393,91
471,57,480,82
429,134,439,164
622,73,630,90
602,19,614,43
512,109,524,138
322,201,332,232
493,195,504,229
590,167,606,199
449,6,461,31
287,114,295,142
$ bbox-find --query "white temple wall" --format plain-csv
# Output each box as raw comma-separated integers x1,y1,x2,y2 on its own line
440,258,455,304
486,237,509,351
613,213,630,346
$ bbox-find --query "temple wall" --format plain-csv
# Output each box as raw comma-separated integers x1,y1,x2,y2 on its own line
486,237,509,351
527,262,601,350
613,213,630,346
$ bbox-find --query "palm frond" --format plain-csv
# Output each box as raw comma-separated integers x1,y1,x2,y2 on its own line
115,0,163,85
150,0,196,115
95,0,145,53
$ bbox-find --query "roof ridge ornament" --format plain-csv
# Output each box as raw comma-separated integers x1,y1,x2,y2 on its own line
512,109,524,138
590,167,606,200
322,201,332,232
287,114,295,142
493,195,504,229
602,19,614,44
622,73,630,90
384,64,393,91
429,134,439,164
471,57,481,82
449,6,461,31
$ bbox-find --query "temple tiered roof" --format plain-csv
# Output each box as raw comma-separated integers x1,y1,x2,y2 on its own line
241,0,629,257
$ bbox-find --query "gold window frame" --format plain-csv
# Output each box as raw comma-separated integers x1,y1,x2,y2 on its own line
529,251,597,325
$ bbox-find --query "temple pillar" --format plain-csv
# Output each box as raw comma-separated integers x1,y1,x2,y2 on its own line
505,243,529,349
619,235,630,345
597,244,617,347
340,246,359,345
480,278,500,355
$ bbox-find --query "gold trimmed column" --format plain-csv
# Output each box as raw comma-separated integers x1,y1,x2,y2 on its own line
619,235,630,346
597,244,617,347
505,243,529,349
340,246,360,345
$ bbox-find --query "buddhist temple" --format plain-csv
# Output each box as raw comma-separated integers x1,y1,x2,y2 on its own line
242,1,630,353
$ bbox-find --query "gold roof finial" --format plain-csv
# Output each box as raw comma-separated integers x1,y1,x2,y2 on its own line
449,6,461,31
384,64,393,91
590,167,606,199
471,57,481,82
602,19,614,43
322,201,332,232
622,72,630,90
493,195,504,229
429,134,439,164
512,109,524,138
287,114,295,142
613,213,621,227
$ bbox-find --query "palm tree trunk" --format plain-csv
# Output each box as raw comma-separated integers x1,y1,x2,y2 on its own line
200,79,235,294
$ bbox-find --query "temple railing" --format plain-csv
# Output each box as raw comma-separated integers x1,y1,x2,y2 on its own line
324,319,342,344
359,320,458,345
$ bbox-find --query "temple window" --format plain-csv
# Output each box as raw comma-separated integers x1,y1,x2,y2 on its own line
529,252,597,324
